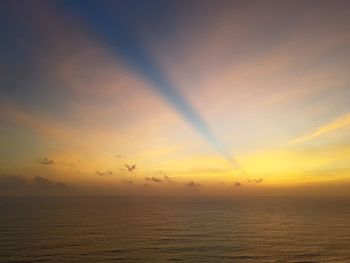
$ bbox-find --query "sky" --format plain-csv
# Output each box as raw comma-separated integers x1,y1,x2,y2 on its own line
1,0,350,196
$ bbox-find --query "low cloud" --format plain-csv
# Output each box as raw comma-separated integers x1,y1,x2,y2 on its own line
248,178,263,183
186,181,201,187
33,176,67,189
0,176,27,189
125,164,136,172
96,170,113,176
234,182,242,187
145,176,163,183
37,157,54,165
0,175,70,196
121,178,133,185
163,174,174,183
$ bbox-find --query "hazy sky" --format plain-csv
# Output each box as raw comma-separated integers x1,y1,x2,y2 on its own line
1,0,349,196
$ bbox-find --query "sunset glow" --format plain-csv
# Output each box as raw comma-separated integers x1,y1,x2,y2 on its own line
1,0,349,196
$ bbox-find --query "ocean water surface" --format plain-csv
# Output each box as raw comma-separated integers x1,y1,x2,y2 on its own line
0,197,349,262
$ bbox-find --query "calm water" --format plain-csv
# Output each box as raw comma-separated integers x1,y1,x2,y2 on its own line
0,197,349,262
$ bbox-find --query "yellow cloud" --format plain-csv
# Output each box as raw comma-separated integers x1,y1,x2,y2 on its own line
290,113,350,144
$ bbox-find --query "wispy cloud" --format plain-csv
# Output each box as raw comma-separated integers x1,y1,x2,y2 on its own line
0,100,72,141
291,113,350,144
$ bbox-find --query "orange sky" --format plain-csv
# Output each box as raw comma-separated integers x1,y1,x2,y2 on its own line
1,0,349,196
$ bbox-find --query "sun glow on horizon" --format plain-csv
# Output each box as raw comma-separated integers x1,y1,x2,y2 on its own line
1,0,349,196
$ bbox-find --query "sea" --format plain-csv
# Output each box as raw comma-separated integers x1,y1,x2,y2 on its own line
0,197,349,262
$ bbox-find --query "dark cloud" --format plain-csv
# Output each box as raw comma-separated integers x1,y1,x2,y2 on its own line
234,182,242,187
145,176,162,183
0,175,70,196
186,181,201,187
125,164,136,172
121,178,133,185
37,157,54,165
115,154,124,158
140,183,150,189
96,170,113,176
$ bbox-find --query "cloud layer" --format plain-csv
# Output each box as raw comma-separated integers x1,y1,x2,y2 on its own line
0,176,71,196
